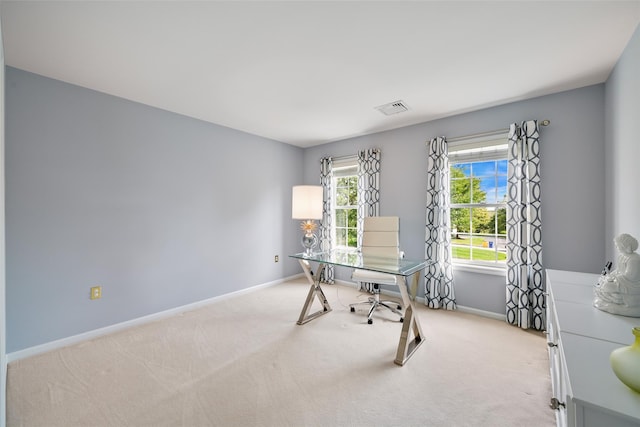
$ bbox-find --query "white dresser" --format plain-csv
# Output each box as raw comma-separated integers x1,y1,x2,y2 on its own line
546,269,640,427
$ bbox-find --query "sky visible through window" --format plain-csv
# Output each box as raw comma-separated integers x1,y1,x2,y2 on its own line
454,160,508,204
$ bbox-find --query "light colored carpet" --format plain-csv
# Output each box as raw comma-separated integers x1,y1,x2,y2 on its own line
7,278,555,427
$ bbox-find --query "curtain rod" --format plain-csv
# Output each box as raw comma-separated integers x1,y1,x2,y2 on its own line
320,154,355,163
321,148,380,163
445,119,551,144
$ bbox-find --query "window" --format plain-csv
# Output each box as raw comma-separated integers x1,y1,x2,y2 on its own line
449,134,508,268
332,158,358,249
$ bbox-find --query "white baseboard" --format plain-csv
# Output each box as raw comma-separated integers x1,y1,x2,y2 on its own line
7,274,300,363
9,274,506,362
455,305,506,321
349,281,506,321
335,279,358,288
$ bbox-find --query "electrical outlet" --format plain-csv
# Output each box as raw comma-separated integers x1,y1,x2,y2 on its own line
90,286,102,300
274,255,279,263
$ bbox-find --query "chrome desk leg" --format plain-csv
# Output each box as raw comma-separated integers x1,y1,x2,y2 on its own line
394,271,425,366
297,259,332,325
409,270,420,301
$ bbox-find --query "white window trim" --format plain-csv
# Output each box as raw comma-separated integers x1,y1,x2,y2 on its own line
453,262,507,277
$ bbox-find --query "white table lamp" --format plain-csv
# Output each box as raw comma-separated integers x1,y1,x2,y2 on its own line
292,185,323,256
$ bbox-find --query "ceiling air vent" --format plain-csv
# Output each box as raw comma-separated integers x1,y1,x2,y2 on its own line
375,100,409,116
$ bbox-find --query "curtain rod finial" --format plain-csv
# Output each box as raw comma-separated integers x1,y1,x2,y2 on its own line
541,119,550,126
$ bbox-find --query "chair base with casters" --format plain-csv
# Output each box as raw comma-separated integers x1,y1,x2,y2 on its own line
349,284,404,324
350,267,404,324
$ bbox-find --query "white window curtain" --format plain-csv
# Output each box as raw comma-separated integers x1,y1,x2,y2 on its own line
357,148,381,293
425,137,456,310
505,120,544,330
319,157,335,284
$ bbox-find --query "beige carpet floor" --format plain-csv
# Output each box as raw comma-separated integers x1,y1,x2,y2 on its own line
7,278,555,427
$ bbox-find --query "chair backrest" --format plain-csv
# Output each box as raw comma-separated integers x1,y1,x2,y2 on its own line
361,216,399,258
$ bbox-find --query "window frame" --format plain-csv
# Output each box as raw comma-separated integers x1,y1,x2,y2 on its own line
448,133,508,272
331,157,359,250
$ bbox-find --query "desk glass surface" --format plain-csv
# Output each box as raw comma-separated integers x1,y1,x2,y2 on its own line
289,250,428,277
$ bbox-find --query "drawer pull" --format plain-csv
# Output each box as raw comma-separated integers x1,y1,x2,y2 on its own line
547,342,558,348
550,398,565,410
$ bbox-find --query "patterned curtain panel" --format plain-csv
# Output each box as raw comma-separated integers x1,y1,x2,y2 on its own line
424,136,456,310
357,148,381,293
505,120,544,330
319,157,335,284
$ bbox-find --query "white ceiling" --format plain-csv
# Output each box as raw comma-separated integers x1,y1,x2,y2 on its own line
2,1,639,148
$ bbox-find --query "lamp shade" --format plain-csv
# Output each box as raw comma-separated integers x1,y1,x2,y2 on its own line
292,185,323,220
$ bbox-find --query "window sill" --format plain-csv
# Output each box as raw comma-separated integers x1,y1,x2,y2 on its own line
453,263,506,277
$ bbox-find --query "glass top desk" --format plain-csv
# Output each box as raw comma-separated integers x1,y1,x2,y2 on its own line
289,250,429,366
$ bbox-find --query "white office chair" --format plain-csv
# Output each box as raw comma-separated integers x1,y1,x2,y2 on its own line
350,216,404,324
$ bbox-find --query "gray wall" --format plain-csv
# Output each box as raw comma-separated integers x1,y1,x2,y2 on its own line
0,17,7,427
303,85,606,314
605,25,640,262
5,67,304,353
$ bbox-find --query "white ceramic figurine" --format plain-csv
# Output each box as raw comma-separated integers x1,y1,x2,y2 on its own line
594,233,640,317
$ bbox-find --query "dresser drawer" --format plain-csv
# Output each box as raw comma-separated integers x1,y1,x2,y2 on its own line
546,270,640,427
